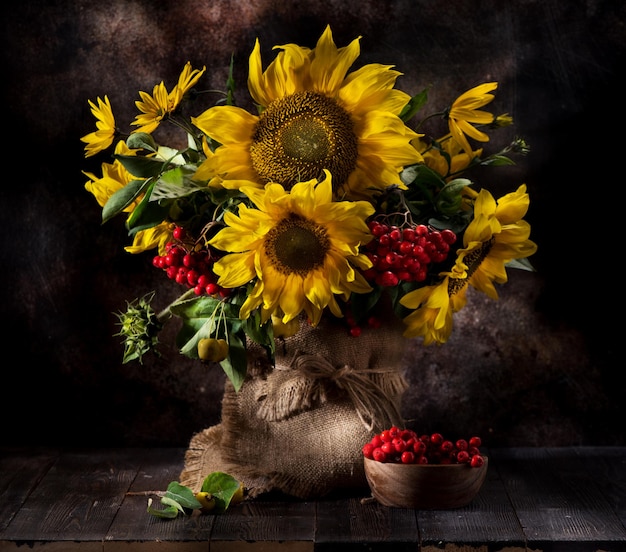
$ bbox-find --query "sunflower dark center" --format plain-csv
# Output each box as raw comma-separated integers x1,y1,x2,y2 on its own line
447,238,494,296
265,214,329,275
250,91,358,190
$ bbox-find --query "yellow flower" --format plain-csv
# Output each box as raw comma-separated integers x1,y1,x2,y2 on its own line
192,25,422,200
85,142,172,255
400,184,537,343
447,82,497,156
84,141,140,209
132,62,206,135
125,221,174,256
413,135,482,180
209,170,374,325
81,95,116,158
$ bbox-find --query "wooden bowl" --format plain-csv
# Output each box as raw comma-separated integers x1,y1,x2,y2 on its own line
364,456,488,509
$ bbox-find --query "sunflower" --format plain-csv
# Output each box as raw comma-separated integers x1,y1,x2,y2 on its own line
132,62,206,135
81,95,116,157
400,184,537,343
192,25,422,200
446,82,497,156
209,170,375,325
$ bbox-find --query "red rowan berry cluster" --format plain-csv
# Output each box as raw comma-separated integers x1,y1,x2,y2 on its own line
363,427,485,467
341,304,382,337
152,226,230,297
362,221,457,287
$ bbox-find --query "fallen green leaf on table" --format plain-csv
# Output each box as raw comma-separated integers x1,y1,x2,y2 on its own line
147,472,244,519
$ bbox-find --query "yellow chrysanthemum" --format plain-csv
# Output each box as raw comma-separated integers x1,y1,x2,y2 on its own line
192,25,422,200
209,170,374,325
132,62,206,135
400,184,537,343
81,95,116,158
84,141,140,209
125,221,174,256
447,82,497,156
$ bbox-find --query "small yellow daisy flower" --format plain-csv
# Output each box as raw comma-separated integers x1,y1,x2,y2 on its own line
447,82,497,156
81,95,116,158
132,62,206,135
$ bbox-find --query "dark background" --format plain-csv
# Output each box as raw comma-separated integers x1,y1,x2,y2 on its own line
2,0,624,448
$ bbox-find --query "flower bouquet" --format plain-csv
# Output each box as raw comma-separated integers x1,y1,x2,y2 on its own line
82,25,537,498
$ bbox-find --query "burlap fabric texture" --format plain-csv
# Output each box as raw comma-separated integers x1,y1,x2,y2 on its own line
180,311,409,499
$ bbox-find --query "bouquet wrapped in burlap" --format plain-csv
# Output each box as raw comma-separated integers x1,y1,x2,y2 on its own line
180,309,409,499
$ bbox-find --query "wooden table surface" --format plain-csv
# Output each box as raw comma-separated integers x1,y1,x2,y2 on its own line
1,446,625,551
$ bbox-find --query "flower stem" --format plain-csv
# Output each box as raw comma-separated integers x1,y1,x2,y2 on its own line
157,289,197,322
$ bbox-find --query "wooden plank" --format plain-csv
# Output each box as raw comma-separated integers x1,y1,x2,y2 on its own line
104,447,210,552
491,447,626,552
0,448,60,533
0,448,145,551
574,446,626,524
209,493,316,552
417,451,527,552
314,494,419,551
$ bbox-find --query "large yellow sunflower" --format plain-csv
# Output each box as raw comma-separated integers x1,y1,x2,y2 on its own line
208,170,375,325
400,184,537,343
192,25,422,200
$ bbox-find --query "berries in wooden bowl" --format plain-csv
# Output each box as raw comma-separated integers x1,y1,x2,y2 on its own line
362,427,488,509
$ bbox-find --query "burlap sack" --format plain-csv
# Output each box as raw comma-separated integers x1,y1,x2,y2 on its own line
180,308,409,499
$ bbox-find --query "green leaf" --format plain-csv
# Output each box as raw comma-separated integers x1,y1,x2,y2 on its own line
125,179,162,232
399,88,429,122
506,257,536,271
147,497,180,519
151,166,207,201
126,132,158,153
200,472,242,513
164,481,203,509
481,155,516,167
226,53,236,106
101,179,148,224
146,481,203,519
219,330,247,392
114,154,170,179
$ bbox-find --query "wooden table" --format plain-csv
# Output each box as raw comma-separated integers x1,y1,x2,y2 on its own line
1,447,625,551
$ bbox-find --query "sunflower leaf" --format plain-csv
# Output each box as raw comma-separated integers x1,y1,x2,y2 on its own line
101,179,149,224
399,88,429,122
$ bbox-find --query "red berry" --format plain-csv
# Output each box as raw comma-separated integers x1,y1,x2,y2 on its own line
469,436,482,448
400,451,415,464
381,442,394,455
470,455,485,468
430,432,444,446
456,450,470,463
370,435,383,448
392,438,407,453
456,439,468,451
372,448,387,462
362,443,375,459
380,430,392,442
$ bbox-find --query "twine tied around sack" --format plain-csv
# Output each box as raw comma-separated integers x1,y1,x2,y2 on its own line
256,352,408,432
